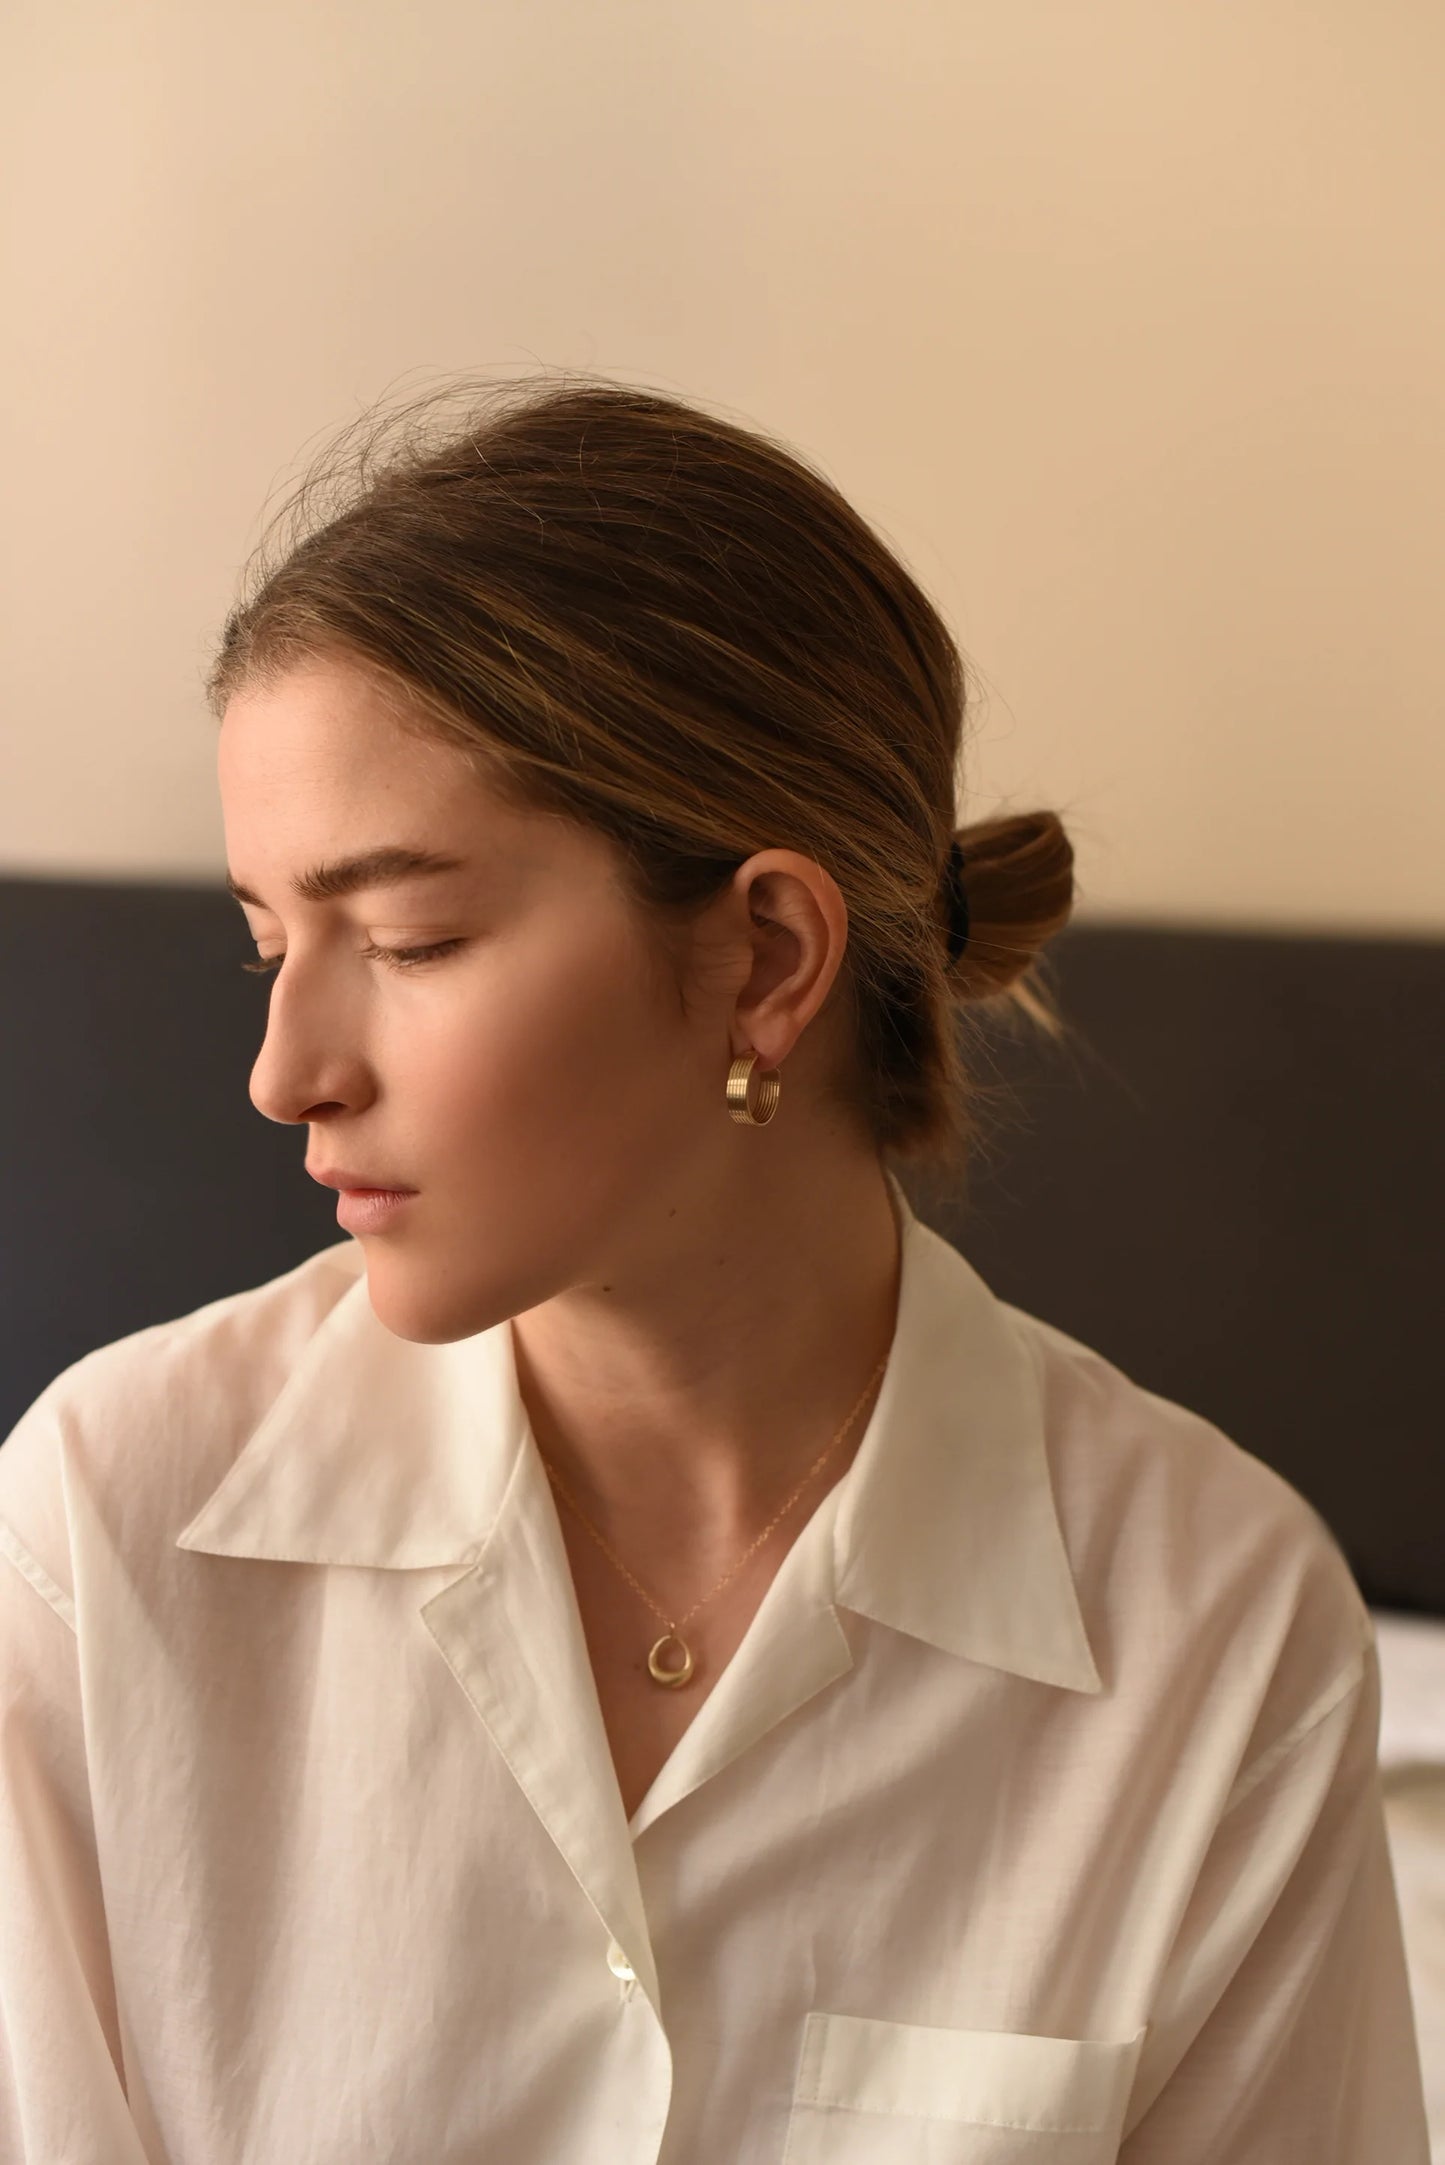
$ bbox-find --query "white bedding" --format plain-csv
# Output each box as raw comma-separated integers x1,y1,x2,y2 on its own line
1376,1610,1445,1773
1372,1609,1445,2155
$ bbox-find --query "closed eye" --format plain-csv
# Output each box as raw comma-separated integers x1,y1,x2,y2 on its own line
241,939,468,976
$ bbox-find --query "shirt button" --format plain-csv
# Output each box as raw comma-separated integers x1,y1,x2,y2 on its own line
606,1940,637,1982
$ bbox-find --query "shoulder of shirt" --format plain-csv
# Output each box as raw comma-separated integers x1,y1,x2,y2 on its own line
0,1238,365,1629
998,1298,1377,1779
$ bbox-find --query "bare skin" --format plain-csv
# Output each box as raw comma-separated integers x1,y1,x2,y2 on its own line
219,651,902,1813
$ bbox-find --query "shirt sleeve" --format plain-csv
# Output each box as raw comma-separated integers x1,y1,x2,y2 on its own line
1120,1632,1432,2163
0,1501,156,2161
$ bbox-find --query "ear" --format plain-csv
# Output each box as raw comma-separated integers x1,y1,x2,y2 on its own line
725,851,849,1071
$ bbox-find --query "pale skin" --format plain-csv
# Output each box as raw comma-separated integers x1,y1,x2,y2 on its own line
219,651,902,1801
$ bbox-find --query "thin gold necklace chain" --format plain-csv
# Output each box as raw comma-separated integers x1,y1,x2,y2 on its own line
539,1349,890,1635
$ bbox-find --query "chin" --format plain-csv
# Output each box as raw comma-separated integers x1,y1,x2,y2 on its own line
361,1263,508,1347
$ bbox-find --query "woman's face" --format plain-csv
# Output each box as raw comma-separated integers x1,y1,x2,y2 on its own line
218,652,766,1345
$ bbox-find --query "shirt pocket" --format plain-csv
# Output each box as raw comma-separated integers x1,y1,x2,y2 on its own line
780,2012,1150,2165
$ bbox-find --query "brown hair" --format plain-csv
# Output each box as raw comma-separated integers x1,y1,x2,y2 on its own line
206,372,1079,1180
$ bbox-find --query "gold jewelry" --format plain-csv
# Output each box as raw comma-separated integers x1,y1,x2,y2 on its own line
541,1348,889,1689
725,1050,781,1125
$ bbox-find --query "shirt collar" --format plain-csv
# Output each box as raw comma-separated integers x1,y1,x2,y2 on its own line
176,1176,1101,1695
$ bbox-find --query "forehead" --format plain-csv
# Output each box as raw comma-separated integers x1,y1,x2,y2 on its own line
216,656,621,908
217,662,509,910
218,657,470,796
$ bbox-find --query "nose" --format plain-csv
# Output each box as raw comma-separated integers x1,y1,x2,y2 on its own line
246,975,364,1129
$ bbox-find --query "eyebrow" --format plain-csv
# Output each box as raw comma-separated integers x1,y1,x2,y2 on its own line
225,845,471,909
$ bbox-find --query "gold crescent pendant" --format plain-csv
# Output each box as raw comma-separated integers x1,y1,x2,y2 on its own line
647,1632,695,1688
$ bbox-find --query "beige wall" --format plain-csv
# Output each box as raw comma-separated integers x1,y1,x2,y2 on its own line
2,0,1441,935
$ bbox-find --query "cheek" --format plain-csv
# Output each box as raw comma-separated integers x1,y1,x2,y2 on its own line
420,939,684,1157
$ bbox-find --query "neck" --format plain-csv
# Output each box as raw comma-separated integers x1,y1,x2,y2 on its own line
508,1152,904,1560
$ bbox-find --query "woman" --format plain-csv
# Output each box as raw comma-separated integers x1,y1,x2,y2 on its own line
0,376,1427,2162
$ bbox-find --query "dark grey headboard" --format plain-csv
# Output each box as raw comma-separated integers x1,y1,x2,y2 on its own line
2,874,1440,1614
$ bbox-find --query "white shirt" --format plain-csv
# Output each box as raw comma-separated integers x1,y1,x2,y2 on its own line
0,1176,1429,2163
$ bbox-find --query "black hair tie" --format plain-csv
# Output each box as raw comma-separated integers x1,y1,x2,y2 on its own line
944,840,971,964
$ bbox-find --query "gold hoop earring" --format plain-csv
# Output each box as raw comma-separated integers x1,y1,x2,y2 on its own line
725,1051,782,1126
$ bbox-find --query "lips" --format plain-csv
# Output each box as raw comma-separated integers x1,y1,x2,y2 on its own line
307,1167,417,1193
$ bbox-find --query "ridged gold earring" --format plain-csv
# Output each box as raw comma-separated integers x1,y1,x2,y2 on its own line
725,1051,782,1125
